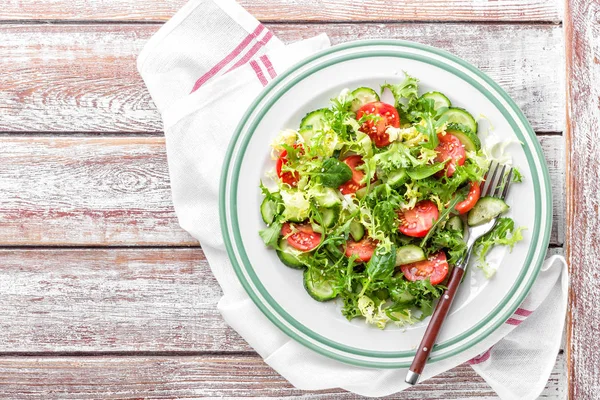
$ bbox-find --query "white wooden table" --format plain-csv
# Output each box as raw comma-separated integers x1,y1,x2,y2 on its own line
0,0,595,398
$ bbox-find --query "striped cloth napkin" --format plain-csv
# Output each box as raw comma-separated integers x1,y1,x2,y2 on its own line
137,0,568,397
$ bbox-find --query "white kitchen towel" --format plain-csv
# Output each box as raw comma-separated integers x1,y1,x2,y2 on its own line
137,0,569,398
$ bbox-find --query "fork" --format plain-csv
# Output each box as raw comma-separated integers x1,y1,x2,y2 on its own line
405,162,514,385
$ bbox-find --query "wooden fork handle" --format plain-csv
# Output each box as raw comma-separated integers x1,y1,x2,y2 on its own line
406,266,465,384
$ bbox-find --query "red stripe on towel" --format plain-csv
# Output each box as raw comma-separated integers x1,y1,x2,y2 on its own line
190,24,265,93
468,347,492,365
250,60,268,87
505,317,522,326
226,30,274,73
260,55,277,79
514,308,533,317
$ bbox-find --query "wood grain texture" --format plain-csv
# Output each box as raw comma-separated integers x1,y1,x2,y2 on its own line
0,353,567,399
0,136,564,246
0,0,563,22
565,0,600,398
0,248,564,353
0,137,196,246
0,23,564,133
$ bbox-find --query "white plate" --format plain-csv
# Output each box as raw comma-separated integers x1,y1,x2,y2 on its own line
220,40,552,368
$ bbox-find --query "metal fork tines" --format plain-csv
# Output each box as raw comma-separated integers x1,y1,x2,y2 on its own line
480,161,514,199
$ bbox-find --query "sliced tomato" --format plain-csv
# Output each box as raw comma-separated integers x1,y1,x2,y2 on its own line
356,102,400,147
345,238,378,263
281,222,321,251
401,251,449,285
397,200,439,238
276,149,300,187
455,182,481,214
339,155,367,195
435,133,466,177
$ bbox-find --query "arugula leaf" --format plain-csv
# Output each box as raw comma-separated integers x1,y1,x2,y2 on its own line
406,162,447,180
317,158,352,187
420,188,467,247
373,201,398,234
259,220,282,248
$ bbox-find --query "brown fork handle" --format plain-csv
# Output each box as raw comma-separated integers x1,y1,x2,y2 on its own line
406,266,465,383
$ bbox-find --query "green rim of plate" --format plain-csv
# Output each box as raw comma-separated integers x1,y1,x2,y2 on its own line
219,40,552,368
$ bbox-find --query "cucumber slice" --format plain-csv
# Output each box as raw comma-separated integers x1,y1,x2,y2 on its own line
441,107,478,133
351,87,380,112
349,220,365,242
446,215,464,233
467,197,509,226
446,123,481,152
276,238,306,269
314,187,342,208
420,91,451,111
260,194,282,225
321,205,340,228
395,244,426,266
303,269,337,301
298,126,316,143
325,242,344,259
386,169,409,188
300,108,331,130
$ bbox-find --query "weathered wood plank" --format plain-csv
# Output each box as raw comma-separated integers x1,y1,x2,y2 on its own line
565,0,600,398
0,353,566,399
0,248,564,353
0,136,564,246
0,137,196,246
0,24,563,133
0,0,563,22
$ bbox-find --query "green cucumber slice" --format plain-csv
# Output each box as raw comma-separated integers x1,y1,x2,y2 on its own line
386,169,409,188
303,269,337,301
446,215,464,234
351,87,380,112
321,205,340,228
260,194,283,225
420,91,451,111
441,107,478,133
446,123,481,152
276,238,306,269
300,108,331,130
395,244,426,266
467,197,509,226
314,187,342,208
349,220,365,242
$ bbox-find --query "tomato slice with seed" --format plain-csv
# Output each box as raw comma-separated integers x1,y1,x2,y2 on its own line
455,182,481,214
339,155,367,195
345,238,378,262
276,149,301,187
356,102,400,147
435,133,466,177
397,200,439,238
281,222,321,251
401,251,449,285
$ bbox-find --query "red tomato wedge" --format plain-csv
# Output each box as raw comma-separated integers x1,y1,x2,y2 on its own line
356,102,400,147
281,222,321,251
455,182,481,214
435,133,466,177
401,251,449,285
276,147,302,187
339,155,367,195
345,238,378,263
397,200,439,238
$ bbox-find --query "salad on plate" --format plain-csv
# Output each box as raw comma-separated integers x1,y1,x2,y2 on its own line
258,73,524,329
